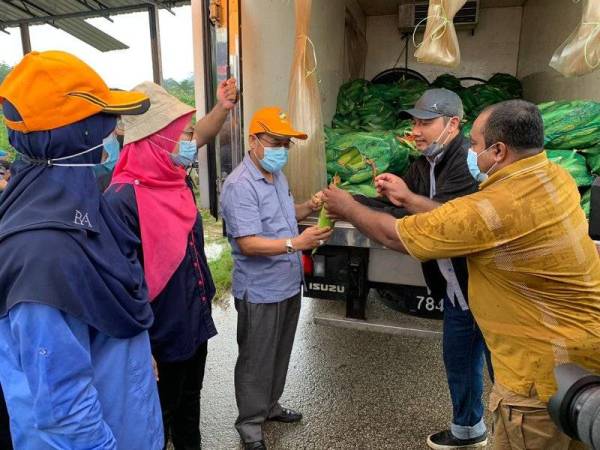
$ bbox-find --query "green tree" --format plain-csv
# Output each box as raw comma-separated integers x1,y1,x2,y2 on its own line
164,75,195,108
0,62,13,157
0,62,11,83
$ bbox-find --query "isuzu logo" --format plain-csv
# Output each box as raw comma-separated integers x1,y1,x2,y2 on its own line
308,283,346,293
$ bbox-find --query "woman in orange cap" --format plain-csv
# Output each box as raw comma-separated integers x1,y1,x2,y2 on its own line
0,51,163,449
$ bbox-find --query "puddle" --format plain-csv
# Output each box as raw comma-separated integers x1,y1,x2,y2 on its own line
205,242,226,261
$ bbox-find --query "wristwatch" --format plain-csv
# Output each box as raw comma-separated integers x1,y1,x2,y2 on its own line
285,238,296,254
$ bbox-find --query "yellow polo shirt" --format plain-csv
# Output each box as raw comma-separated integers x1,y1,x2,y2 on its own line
396,152,600,401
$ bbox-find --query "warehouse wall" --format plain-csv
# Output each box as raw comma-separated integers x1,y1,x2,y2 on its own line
241,0,365,136
364,7,523,83
518,0,600,102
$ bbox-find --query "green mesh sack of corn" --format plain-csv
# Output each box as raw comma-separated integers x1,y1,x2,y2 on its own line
546,149,594,186
460,84,516,121
540,101,600,150
431,74,463,92
487,73,523,99
581,188,591,219
459,73,522,121
332,78,428,132
335,79,369,116
584,150,600,175
325,127,419,196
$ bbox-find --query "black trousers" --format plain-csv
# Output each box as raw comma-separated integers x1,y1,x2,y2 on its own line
157,343,208,450
234,294,301,443
0,383,12,450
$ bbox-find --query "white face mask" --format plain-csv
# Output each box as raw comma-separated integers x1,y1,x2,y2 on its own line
22,140,106,167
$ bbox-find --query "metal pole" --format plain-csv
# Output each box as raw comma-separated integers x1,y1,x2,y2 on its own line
20,23,31,55
148,4,163,85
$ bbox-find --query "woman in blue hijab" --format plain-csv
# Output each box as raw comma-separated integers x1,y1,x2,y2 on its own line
0,51,163,449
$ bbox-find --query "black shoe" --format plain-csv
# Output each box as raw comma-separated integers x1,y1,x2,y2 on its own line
426,430,487,449
244,440,267,450
267,407,303,423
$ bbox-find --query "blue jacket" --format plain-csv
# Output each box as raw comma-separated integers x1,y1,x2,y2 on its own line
0,303,163,449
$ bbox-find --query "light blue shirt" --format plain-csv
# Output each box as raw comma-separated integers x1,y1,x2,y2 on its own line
220,156,302,303
0,303,163,450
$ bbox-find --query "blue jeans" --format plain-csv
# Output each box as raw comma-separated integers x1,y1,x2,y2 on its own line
443,296,493,440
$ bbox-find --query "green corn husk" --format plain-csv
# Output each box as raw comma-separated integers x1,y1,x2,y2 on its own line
541,101,600,150
546,149,594,187
317,203,334,229
317,175,340,230
340,182,378,198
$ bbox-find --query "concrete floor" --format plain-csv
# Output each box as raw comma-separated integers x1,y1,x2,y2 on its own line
200,292,492,450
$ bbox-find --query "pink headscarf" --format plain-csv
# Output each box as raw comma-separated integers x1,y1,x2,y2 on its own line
110,112,197,300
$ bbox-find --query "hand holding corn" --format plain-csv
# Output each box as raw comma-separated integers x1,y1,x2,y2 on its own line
310,191,325,211
375,173,412,207
293,225,333,251
321,184,356,223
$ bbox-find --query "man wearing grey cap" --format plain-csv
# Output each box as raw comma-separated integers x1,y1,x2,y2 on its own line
354,88,491,449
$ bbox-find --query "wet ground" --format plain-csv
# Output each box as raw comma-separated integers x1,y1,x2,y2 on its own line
199,292,493,450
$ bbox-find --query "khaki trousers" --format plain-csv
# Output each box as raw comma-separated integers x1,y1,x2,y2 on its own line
489,383,588,450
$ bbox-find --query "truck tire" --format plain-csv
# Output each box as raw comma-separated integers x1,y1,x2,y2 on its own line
371,68,429,84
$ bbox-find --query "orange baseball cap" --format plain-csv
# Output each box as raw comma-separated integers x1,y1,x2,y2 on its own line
249,107,307,140
0,50,150,133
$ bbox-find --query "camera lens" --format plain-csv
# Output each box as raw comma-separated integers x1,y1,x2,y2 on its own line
571,385,600,448
549,363,600,449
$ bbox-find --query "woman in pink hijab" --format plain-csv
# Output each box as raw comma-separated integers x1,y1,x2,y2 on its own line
105,80,237,450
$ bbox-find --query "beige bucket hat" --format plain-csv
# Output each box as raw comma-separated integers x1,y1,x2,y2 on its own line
122,81,195,145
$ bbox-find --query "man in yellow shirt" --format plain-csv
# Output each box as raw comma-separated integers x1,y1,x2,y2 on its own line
323,100,600,449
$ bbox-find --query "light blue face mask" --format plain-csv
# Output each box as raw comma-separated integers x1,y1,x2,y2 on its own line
260,147,288,173
467,144,497,182
256,137,289,173
173,140,198,167
102,134,121,171
154,134,198,167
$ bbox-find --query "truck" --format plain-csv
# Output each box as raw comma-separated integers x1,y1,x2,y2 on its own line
192,0,600,329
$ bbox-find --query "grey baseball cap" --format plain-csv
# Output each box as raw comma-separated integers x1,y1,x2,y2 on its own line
402,88,464,120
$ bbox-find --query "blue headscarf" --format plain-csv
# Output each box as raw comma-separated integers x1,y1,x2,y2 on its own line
0,101,153,338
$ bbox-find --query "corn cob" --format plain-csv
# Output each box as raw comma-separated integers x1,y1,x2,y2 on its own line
347,169,372,184
317,175,340,230
337,147,360,165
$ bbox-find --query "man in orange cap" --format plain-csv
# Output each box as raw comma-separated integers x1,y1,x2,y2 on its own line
0,51,163,449
220,107,332,450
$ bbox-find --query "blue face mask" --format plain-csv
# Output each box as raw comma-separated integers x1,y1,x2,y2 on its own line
259,147,288,173
255,137,289,173
467,144,497,182
173,140,198,167
102,134,121,171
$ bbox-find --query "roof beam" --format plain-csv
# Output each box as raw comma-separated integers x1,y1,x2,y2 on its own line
72,0,114,23
147,4,164,85
143,1,175,16
0,0,59,29
19,22,31,54
0,1,188,27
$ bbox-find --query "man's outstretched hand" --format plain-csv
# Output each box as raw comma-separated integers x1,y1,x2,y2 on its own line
322,185,356,222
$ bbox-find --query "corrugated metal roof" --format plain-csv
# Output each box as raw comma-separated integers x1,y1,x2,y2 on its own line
0,0,190,52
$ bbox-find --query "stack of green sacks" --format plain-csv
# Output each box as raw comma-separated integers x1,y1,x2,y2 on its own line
327,73,524,198
540,101,600,217
329,76,600,216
